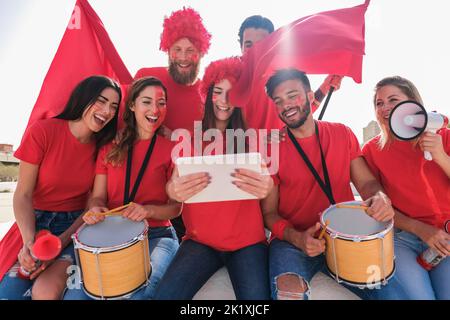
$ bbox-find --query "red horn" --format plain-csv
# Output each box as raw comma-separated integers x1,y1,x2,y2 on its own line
32,232,62,261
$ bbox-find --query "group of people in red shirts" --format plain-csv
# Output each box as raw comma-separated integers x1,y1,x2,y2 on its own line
0,7,448,300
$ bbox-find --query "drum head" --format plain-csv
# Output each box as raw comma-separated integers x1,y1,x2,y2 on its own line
77,216,146,247
322,201,391,237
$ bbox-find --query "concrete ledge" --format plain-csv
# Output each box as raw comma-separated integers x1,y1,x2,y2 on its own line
193,266,359,300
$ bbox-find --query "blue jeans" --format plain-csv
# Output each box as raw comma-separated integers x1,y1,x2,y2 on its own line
394,229,450,300
0,210,82,300
153,239,270,300
269,238,407,300
63,226,179,300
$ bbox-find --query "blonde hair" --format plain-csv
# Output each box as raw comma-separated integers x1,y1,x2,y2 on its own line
373,76,424,149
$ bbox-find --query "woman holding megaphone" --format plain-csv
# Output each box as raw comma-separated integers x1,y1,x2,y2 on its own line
362,76,450,300
0,76,122,300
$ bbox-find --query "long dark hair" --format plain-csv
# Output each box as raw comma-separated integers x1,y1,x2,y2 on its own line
106,77,168,166
202,85,246,131
55,75,122,156
202,85,248,153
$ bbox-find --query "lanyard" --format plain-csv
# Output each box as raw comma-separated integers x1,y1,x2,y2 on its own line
123,134,157,204
287,122,336,205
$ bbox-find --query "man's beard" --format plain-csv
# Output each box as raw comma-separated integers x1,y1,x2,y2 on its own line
168,61,200,85
280,98,311,129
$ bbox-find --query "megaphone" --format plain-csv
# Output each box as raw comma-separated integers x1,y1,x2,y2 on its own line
389,100,448,161
18,230,62,279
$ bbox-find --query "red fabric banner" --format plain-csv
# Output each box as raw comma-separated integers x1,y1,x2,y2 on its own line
1,0,132,282
230,1,370,108
25,0,132,129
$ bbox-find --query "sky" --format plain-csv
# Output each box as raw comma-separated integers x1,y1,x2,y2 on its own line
0,0,449,148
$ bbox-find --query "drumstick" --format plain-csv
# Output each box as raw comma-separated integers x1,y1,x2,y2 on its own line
336,204,369,211
103,203,133,215
318,220,330,240
85,203,134,217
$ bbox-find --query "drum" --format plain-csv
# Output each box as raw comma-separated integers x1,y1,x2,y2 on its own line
320,201,395,288
72,216,151,299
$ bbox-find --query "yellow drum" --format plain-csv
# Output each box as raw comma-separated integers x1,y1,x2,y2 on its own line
72,216,151,299
320,201,395,288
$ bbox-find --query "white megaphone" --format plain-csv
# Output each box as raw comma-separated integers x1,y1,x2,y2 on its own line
389,101,448,161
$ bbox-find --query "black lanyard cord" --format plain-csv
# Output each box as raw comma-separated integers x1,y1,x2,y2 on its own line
287,122,336,205
124,134,157,205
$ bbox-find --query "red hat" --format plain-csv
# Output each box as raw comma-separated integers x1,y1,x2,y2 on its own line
201,57,242,99
160,7,211,55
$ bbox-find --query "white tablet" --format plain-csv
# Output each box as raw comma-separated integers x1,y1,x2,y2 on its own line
175,152,262,203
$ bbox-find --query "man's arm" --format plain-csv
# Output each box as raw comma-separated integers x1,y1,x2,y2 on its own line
350,157,395,222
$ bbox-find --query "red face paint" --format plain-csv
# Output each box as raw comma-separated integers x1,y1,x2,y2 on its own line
169,51,177,61
190,53,199,63
152,87,167,131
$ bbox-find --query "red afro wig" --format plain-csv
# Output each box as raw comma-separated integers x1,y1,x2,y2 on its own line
160,7,211,55
201,57,242,99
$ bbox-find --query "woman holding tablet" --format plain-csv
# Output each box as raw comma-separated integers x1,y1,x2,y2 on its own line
154,57,273,300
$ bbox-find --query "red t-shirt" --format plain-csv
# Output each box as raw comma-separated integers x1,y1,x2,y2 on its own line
362,129,450,228
178,134,267,251
134,67,204,134
243,86,284,130
14,118,96,212
273,121,362,231
96,136,174,228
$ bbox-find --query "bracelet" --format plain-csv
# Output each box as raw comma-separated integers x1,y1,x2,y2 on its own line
314,88,325,103
272,219,293,240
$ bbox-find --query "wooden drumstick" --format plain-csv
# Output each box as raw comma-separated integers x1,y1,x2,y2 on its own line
336,204,369,211
104,203,134,215
85,202,134,217
318,220,330,240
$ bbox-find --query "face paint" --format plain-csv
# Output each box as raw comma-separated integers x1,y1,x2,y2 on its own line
168,38,201,84
191,53,199,63
152,87,167,130
133,86,167,138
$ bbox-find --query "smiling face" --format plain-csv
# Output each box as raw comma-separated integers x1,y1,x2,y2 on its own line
168,37,201,85
81,87,119,133
212,79,235,124
271,79,314,129
374,85,410,128
130,85,167,139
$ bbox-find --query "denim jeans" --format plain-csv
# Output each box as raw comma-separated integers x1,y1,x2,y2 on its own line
63,226,179,300
269,238,407,300
394,229,450,300
0,210,83,300
153,239,270,300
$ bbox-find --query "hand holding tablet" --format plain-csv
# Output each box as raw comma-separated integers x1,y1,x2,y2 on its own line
174,153,271,203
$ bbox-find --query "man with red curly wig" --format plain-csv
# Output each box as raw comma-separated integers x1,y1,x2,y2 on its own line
135,7,210,136
135,8,211,241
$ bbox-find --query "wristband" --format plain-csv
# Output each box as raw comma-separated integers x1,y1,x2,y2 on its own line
272,219,293,240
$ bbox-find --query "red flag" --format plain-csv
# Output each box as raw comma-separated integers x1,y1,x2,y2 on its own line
230,1,369,108
0,223,21,282
25,0,132,129
1,0,132,282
